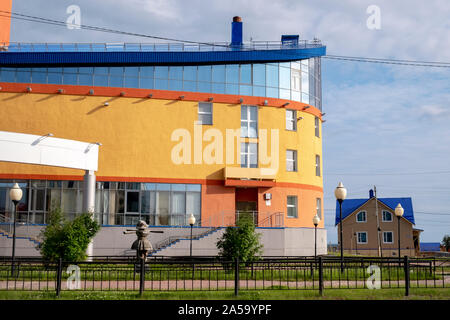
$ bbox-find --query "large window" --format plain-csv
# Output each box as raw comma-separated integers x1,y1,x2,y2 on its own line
286,150,297,172
241,143,258,168
241,105,258,138
198,102,213,125
356,211,367,222
382,210,393,222
0,59,323,110
357,232,368,244
0,180,201,227
383,231,393,244
286,109,297,131
287,196,298,218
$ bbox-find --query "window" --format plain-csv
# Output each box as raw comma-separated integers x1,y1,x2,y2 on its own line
316,198,322,219
383,231,393,243
382,210,393,222
287,196,298,218
315,155,321,177
198,102,213,125
291,69,301,92
241,105,258,138
356,211,367,222
286,150,297,172
286,109,297,131
357,232,368,244
315,117,320,137
240,143,258,168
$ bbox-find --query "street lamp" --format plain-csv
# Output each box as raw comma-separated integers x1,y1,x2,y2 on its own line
335,182,347,272
395,203,404,263
312,214,320,260
188,214,196,257
9,183,23,276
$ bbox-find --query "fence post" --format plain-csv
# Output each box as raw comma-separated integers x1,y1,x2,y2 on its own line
234,256,239,296
56,257,62,297
318,256,323,296
139,258,145,296
404,256,409,297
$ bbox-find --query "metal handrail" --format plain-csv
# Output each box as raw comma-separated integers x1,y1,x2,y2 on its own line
0,40,323,53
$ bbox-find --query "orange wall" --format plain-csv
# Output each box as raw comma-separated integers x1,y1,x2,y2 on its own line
0,0,12,45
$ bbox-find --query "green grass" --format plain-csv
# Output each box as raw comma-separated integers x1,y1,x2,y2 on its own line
0,264,445,282
0,288,449,300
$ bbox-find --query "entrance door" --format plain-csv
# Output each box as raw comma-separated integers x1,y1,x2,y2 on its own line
235,188,258,225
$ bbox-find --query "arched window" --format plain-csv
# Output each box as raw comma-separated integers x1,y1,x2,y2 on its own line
356,211,367,222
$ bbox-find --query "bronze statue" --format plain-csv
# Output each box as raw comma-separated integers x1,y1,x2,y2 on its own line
123,220,163,261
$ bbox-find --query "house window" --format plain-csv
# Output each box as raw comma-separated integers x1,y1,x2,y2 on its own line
315,155,321,177
286,109,297,131
240,143,258,168
357,232,368,244
315,117,320,137
287,196,298,218
316,198,322,219
383,231,393,243
286,149,297,172
382,210,393,222
241,105,258,138
356,211,367,222
198,102,213,125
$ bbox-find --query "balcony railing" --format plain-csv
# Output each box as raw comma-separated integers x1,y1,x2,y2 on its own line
201,211,284,228
0,40,323,53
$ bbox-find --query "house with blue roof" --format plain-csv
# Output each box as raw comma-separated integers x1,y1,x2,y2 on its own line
335,190,422,256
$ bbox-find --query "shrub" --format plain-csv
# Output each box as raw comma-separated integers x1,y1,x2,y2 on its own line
38,207,100,262
216,214,263,264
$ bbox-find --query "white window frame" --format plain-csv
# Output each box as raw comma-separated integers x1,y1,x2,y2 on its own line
198,102,213,125
240,142,258,168
315,155,321,177
383,231,394,244
316,198,322,219
287,196,298,218
286,109,297,131
315,117,320,137
286,149,297,172
357,232,368,244
382,210,393,222
241,105,258,138
356,211,367,223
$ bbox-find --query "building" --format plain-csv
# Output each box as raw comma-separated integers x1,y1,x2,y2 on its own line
335,190,422,256
0,13,327,256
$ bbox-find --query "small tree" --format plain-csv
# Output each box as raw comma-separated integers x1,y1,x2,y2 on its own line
38,207,100,262
216,214,263,263
442,235,450,251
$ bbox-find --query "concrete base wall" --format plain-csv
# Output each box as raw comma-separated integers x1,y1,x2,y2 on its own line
0,225,327,258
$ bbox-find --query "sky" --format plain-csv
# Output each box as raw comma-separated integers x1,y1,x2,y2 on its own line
6,0,450,243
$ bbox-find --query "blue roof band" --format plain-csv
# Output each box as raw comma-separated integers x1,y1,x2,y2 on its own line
0,47,326,67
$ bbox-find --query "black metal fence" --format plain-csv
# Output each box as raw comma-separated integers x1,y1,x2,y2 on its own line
0,256,448,296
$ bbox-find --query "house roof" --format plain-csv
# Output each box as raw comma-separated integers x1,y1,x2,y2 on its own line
335,197,415,226
420,242,441,252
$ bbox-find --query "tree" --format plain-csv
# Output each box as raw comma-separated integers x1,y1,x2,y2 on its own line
216,214,263,263
442,235,450,251
38,207,100,262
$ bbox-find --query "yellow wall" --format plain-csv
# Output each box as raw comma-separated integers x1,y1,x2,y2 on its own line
0,92,322,188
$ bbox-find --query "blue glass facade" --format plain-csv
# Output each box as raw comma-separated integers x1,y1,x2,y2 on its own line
0,57,322,110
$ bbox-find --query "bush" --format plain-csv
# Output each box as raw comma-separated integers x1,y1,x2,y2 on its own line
216,214,263,264
442,235,450,251
38,207,100,262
